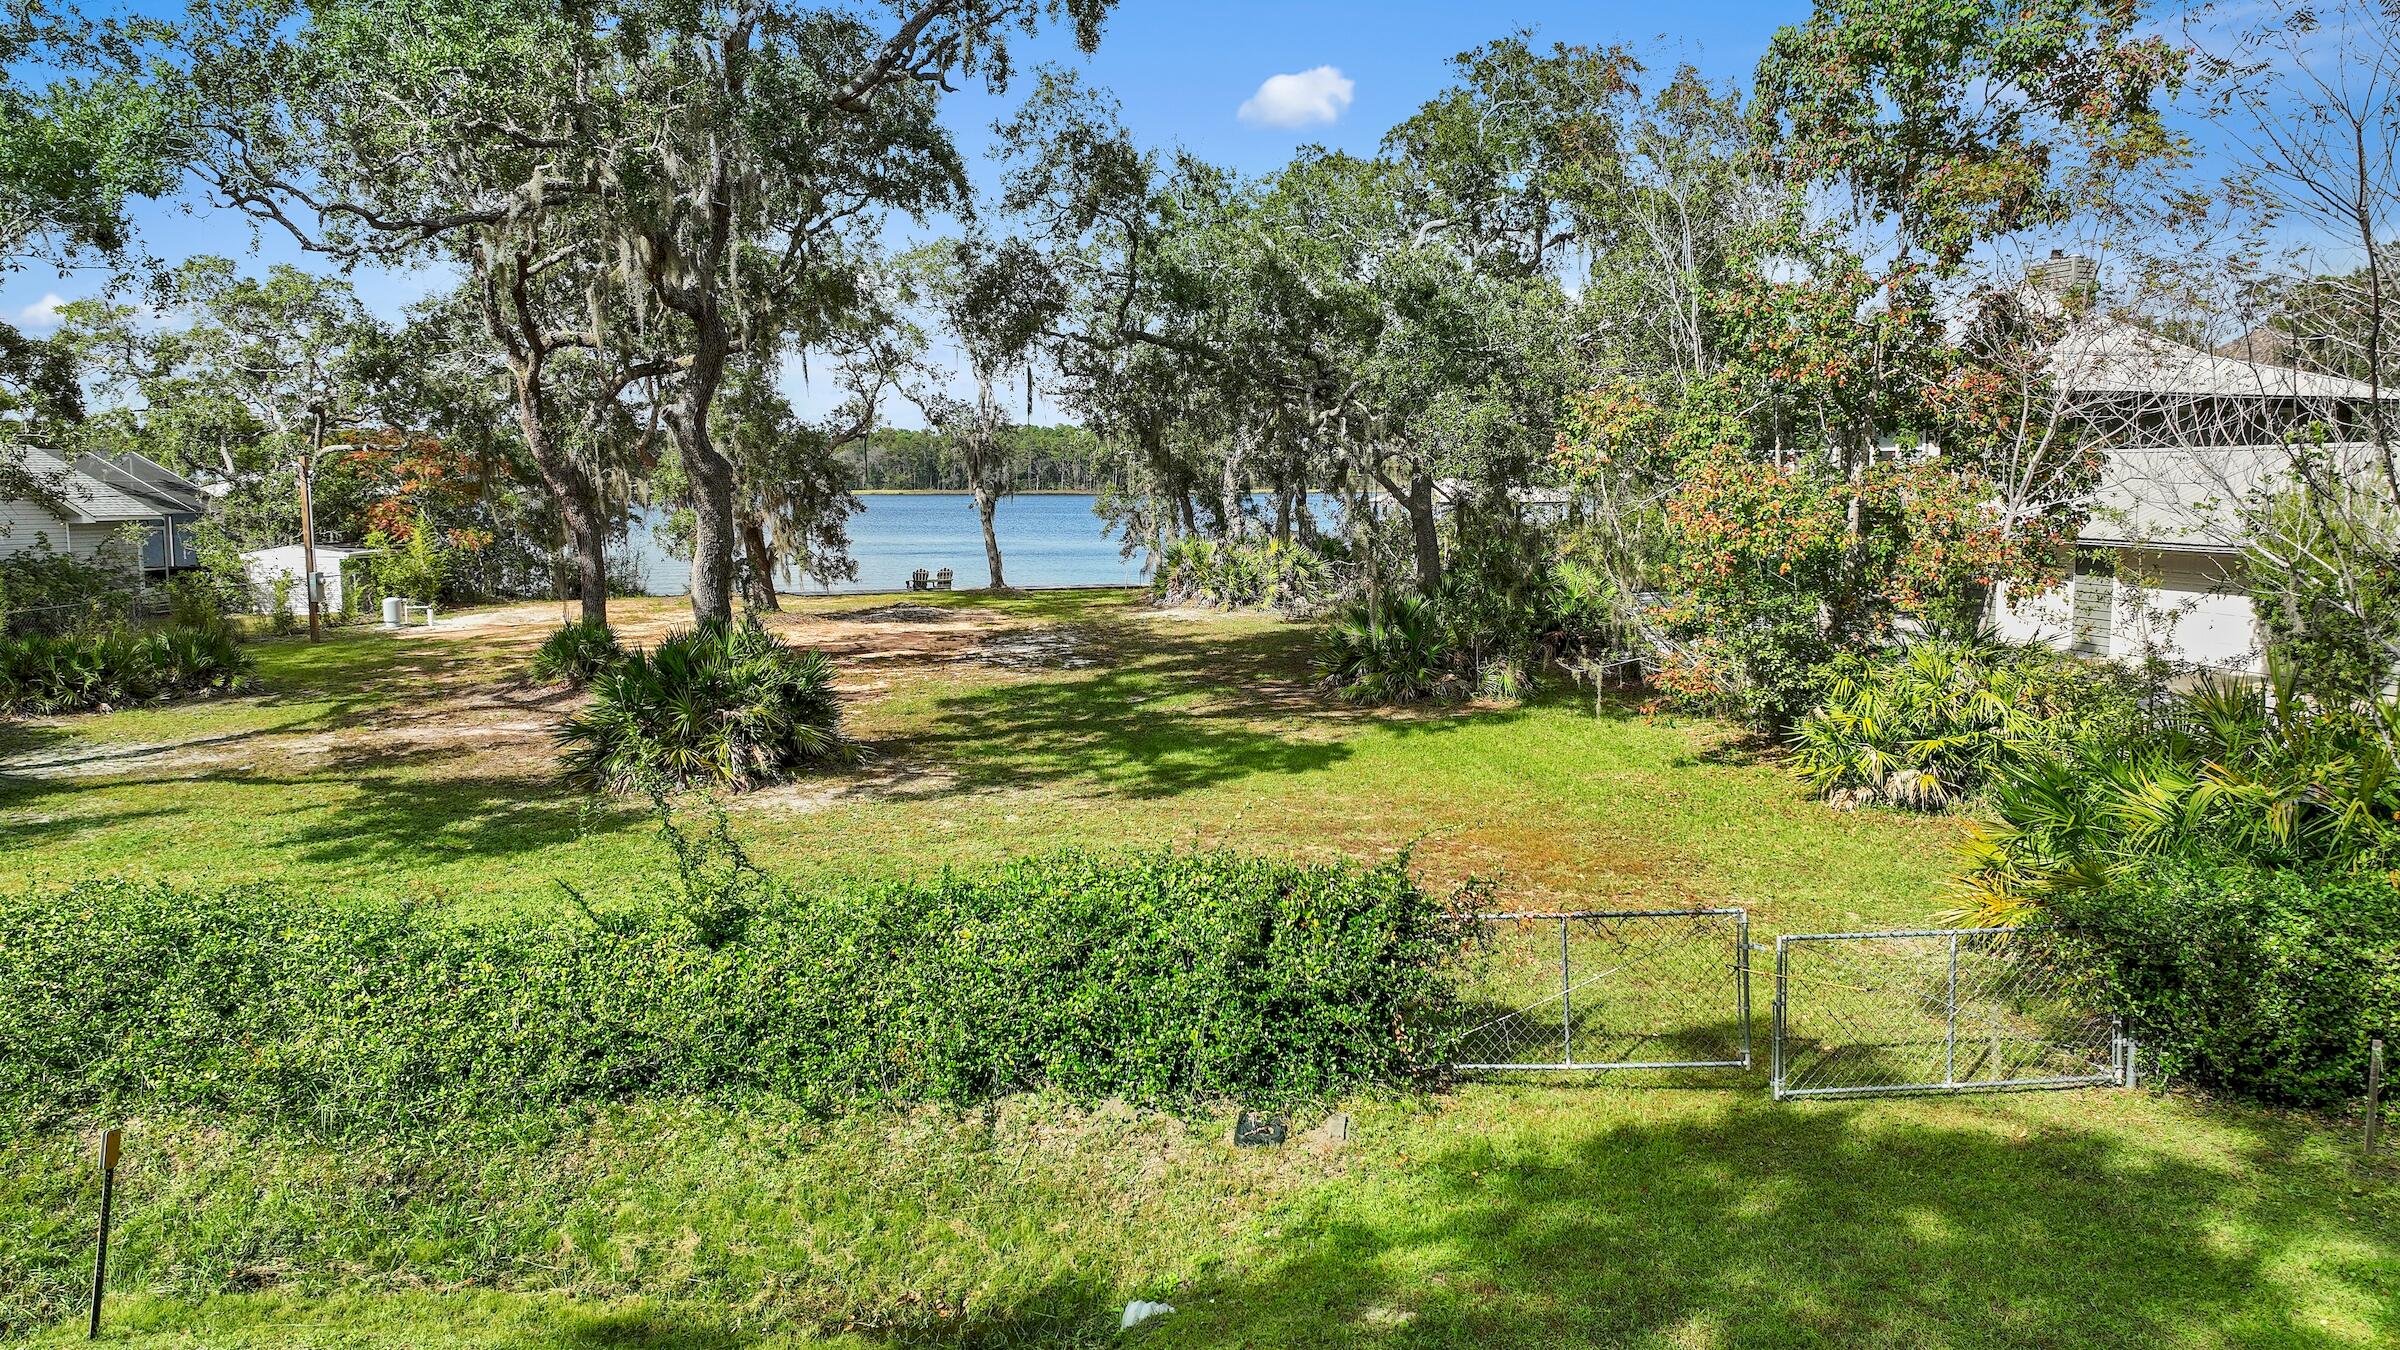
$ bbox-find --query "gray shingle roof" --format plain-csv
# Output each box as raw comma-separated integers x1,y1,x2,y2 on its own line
2051,317,2392,401
16,447,171,524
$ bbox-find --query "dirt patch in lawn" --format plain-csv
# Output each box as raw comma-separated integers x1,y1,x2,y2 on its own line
0,600,1102,786
424,600,1041,673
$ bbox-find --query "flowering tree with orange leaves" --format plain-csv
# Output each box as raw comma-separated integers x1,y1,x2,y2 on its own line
1559,252,2088,729
321,428,498,550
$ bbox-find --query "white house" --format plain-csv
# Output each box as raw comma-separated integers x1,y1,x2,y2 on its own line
1990,270,2396,675
72,451,207,571
0,447,182,566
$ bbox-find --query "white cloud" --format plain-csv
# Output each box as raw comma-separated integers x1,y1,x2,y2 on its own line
1237,66,1354,129
15,293,67,330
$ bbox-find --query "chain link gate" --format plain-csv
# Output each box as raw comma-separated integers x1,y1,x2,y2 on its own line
1771,927,2130,1099
1451,909,1751,1072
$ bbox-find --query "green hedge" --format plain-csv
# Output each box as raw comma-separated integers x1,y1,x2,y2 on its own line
2034,858,2400,1109
0,848,1466,1135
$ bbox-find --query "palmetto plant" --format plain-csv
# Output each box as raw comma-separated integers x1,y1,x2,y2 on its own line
556,616,860,793
529,618,624,688
0,623,251,715
1955,651,2400,924
1155,536,1338,617
1315,594,1455,705
1789,639,2100,809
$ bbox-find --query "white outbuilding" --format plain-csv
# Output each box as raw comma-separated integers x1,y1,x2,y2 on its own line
239,544,374,617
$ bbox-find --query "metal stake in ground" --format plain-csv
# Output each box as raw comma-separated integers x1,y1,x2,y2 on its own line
2368,1039,2384,1157
88,1127,121,1340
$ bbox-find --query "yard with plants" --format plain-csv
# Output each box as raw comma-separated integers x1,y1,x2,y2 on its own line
3,593,2394,1348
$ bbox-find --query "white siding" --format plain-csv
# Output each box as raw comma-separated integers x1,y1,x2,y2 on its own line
67,521,151,563
1991,546,2076,650
2115,549,2262,674
242,545,365,615
0,496,75,558
1993,545,2262,673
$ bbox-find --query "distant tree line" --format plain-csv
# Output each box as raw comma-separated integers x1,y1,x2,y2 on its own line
851,425,1116,493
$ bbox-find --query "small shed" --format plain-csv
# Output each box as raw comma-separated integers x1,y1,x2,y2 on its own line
240,544,373,617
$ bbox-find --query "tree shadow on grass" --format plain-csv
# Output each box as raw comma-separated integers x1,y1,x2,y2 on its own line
874,664,1361,802
225,759,641,876
1137,1100,2396,1349
488,1097,2397,1349
864,603,1532,804
0,747,644,888
0,718,70,763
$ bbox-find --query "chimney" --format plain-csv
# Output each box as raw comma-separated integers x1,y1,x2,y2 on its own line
2027,249,2099,300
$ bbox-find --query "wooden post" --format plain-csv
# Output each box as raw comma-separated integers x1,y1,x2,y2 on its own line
299,405,324,643
88,1127,121,1340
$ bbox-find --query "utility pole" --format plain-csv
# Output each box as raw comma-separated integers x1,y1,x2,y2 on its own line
300,404,324,643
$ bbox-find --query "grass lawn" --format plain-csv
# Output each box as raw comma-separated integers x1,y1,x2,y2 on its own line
3,592,2394,1347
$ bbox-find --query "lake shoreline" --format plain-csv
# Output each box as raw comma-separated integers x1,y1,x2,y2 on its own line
627,492,1160,597
854,488,1103,496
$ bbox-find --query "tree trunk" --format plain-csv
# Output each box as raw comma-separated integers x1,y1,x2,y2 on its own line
1274,489,1293,547
1217,449,1242,538
1351,479,1380,614
739,518,780,611
669,366,739,626
1407,470,1442,593
511,380,609,626
975,484,1005,589
1836,440,1869,642
960,432,1007,589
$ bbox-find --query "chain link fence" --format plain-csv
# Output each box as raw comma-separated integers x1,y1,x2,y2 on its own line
1771,928,2128,1100
1450,909,1750,1072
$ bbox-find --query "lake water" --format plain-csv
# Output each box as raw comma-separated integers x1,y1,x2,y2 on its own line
627,493,1152,596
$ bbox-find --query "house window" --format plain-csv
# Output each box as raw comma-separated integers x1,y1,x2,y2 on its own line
2070,547,2116,657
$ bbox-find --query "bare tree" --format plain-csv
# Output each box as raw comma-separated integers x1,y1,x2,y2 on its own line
2192,0,2400,498
2130,0,2400,700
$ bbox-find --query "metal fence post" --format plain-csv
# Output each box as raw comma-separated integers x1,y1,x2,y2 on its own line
1558,917,1572,1069
1771,937,1789,1099
1735,911,1753,1070
1944,933,1960,1089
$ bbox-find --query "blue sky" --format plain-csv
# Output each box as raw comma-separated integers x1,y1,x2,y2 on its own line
6,1,1820,423
38,0,2234,425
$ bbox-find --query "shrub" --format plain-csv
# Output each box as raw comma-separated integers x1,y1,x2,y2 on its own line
366,509,459,605
266,571,299,636
163,572,230,634
2030,857,2399,1109
0,622,251,715
0,545,135,636
1652,610,1836,735
184,520,264,617
558,615,859,792
1154,536,1337,617
1955,654,2400,921
1312,545,1628,707
0,842,1470,1135
1791,639,2143,809
529,617,624,687
1315,593,1457,704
